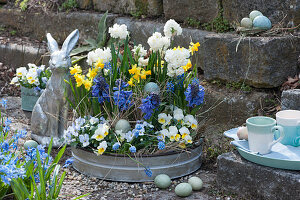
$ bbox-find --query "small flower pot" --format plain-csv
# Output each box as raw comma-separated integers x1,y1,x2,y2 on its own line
71,139,202,182
21,86,40,111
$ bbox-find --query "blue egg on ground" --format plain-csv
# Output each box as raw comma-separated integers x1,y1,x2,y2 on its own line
144,82,160,94
253,16,272,30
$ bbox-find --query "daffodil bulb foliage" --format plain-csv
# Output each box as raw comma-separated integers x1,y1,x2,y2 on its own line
64,20,204,158
11,63,51,92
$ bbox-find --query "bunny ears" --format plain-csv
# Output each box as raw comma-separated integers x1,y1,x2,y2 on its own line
46,29,79,55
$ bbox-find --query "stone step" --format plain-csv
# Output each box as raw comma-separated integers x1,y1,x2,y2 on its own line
217,152,300,200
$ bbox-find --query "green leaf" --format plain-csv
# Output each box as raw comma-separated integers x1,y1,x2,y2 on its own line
71,55,88,65
97,11,108,47
70,46,94,57
53,145,67,164
54,171,66,197
73,193,91,200
84,38,98,48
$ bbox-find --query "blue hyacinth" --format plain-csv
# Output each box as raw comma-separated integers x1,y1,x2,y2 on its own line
113,79,133,111
91,76,110,103
139,93,160,120
184,79,205,107
166,81,174,92
144,167,152,177
129,146,136,153
158,141,165,150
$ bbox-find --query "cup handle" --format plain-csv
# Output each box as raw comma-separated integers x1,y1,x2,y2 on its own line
269,125,284,151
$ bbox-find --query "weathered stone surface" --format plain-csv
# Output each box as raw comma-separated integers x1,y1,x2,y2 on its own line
0,40,47,69
281,89,300,110
217,152,300,200
0,9,116,44
93,0,163,16
198,84,270,126
223,0,300,26
115,17,210,50
77,0,93,9
163,0,218,23
199,33,300,88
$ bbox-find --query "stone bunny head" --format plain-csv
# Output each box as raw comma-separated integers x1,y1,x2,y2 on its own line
46,29,79,71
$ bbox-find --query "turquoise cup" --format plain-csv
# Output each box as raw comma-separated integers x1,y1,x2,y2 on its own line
275,110,300,147
246,116,284,155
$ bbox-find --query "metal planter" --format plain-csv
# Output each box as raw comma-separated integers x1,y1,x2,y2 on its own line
72,140,202,182
21,86,40,111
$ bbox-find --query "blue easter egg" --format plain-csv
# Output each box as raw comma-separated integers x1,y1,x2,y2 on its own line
144,82,160,94
253,16,272,30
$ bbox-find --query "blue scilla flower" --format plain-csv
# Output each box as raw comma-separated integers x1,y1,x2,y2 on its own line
0,164,26,185
144,167,152,177
92,76,110,103
0,99,7,109
63,157,74,168
166,81,174,92
139,93,160,120
129,146,136,153
1,141,9,152
5,118,12,126
184,79,205,107
34,86,42,95
112,142,121,150
158,141,165,150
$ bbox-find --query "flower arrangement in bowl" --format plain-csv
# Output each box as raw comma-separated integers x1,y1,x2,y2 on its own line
10,63,51,111
64,19,204,181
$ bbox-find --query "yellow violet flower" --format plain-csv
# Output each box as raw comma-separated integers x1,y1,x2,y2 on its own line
74,74,85,87
189,42,200,55
182,59,192,72
178,142,186,149
128,78,135,86
70,64,82,75
175,134,181,141
95,59,104,69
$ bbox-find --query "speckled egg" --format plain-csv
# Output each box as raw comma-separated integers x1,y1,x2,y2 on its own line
240,17,253,28
249,10,263,21
253,16,272,30
175,183,193,197
188,177,203,191
24,140,38,149
154,174,171,189
144,82,160,94
115,119,131,133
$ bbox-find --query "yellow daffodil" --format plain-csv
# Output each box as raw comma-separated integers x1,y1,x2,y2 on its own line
173,46,184,51
182,59,192,72
128,78,135,86
189,42,200,55
133,67,141,82
74,74,85,87
87,68,98,80
70,64,82,75
129,64,138,74
95,59,104,69
83,79,93,91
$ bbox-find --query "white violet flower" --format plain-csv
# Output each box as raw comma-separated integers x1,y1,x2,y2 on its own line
79,134,90,147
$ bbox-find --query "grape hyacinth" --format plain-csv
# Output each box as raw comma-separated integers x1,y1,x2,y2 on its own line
112,142,121,150
158,141,165,150
144,167,152,177
129,146,136,153
139,93,160,120
91,76,110,103
184,79,205,107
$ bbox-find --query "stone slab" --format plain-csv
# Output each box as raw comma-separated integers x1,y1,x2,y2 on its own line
199,33,300,88
0,9,116,44
223,0,300,26
93,0,163,16
217,152,300,200
0,40,48,69
163,0,218,23
281,89,300,110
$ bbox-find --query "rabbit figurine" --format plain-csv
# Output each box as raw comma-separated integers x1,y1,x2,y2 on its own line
31,29,79,147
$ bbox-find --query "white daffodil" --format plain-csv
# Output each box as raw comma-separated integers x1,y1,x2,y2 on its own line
108,23,129,40
164,19,182,38
96,141,107,155
147,32,170,52
132,44,147,58
87,47,112,66
179,126,190,139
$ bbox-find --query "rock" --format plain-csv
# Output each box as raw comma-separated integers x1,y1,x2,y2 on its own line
92,0,163,17
217,152,300,200
223,0,300,26
199,33,300,88
163,0,218,23
281,89,300,110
